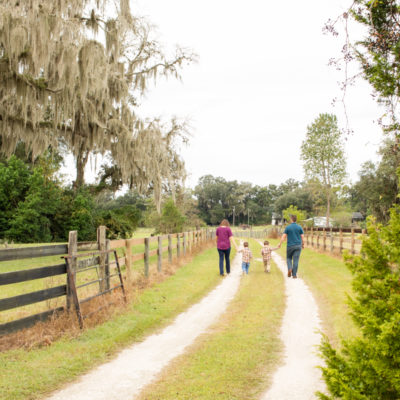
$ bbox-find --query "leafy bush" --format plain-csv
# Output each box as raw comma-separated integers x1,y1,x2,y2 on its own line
0,156,31,238
96,206,141,239
282,205,306,223
6,168,62,243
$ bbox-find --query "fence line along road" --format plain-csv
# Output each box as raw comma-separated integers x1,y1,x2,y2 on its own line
234,226,366,256
0,227,215,336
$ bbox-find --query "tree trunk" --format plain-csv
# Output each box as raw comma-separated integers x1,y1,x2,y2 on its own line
326,190,331,227
73,145,89,190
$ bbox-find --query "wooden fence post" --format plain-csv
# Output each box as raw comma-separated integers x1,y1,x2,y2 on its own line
65,257,84,329
125,239,132,280
311,227,314,247
144,237,149,277
351,228,355,255
168,234,172,263
330,228,334,253
67,231,77,310
339,227,344,253
177,234,181,258
323,228,326,251
183,232,187,256
157,236,162,272
316,229,320,249
97,226,107,292
105,239,110,290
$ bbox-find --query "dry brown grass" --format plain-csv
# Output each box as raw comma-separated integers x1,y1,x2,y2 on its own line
0,242,213,352
267,229,279,239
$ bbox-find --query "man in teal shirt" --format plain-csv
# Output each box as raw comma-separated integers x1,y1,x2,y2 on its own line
278,214,304,278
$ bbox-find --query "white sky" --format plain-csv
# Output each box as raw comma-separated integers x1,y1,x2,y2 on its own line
62,0,384,189
133,0,383,188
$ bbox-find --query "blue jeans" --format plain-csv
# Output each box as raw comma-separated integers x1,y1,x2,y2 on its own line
218,248,231,275
287,245,302,277
242,262,250,274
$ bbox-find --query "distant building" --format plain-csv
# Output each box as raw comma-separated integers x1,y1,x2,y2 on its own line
304,216,333,228
352,212,365,224
271,213,285,226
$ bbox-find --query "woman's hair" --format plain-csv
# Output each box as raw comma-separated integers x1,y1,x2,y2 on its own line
220,219,230,227
244,242,249,247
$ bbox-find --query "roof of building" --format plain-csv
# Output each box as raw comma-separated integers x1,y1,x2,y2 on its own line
352,212,364,220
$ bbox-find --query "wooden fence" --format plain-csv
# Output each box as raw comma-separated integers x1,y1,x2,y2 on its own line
303,226,366,255
234,226,367,256
0,227,214,336
233,229,268,239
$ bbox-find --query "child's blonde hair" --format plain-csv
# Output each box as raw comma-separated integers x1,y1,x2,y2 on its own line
243,242,249,247
264,240,269,245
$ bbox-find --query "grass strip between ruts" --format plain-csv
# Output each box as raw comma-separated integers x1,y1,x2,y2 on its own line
0,246,233,400
137,239,286,400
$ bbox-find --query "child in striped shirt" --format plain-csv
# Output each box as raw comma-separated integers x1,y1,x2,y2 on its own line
239,241,252,275
261,240,279,273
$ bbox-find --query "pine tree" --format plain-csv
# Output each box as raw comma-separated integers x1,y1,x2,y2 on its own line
318,205,400,399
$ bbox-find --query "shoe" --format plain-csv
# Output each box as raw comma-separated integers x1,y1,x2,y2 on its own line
288,269,292,277
220,273,225,276
292,276,297,279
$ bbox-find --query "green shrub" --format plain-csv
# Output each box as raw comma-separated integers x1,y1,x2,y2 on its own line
97,206,141,239
282,205,306,223
6,168,62,243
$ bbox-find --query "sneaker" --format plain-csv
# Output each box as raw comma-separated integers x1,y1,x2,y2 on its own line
287,269,292,277
292,276,297,279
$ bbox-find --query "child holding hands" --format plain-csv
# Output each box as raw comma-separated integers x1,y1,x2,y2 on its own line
261,240,279,273
239,241,252,275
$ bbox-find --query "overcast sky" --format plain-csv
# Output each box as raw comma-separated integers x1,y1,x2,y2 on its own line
63,0,384,189
133,0,383,188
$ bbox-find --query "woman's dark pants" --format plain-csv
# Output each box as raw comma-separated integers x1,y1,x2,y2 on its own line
218,248,231,275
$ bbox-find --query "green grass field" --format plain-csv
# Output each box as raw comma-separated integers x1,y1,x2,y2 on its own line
0,246,227,400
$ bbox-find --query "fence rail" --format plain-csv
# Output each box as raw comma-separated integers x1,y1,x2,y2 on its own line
0,244,68,262
303,226,366,255
233,226,366,256
0,227,215,336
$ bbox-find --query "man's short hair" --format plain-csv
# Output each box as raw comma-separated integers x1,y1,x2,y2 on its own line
290,214,297,222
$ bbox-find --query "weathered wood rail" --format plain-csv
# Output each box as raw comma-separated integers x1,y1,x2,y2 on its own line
303,226,366,255
234,226,367,256
0,227,215,336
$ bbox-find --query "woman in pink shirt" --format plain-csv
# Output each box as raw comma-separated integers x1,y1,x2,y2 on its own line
216,219,236,276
